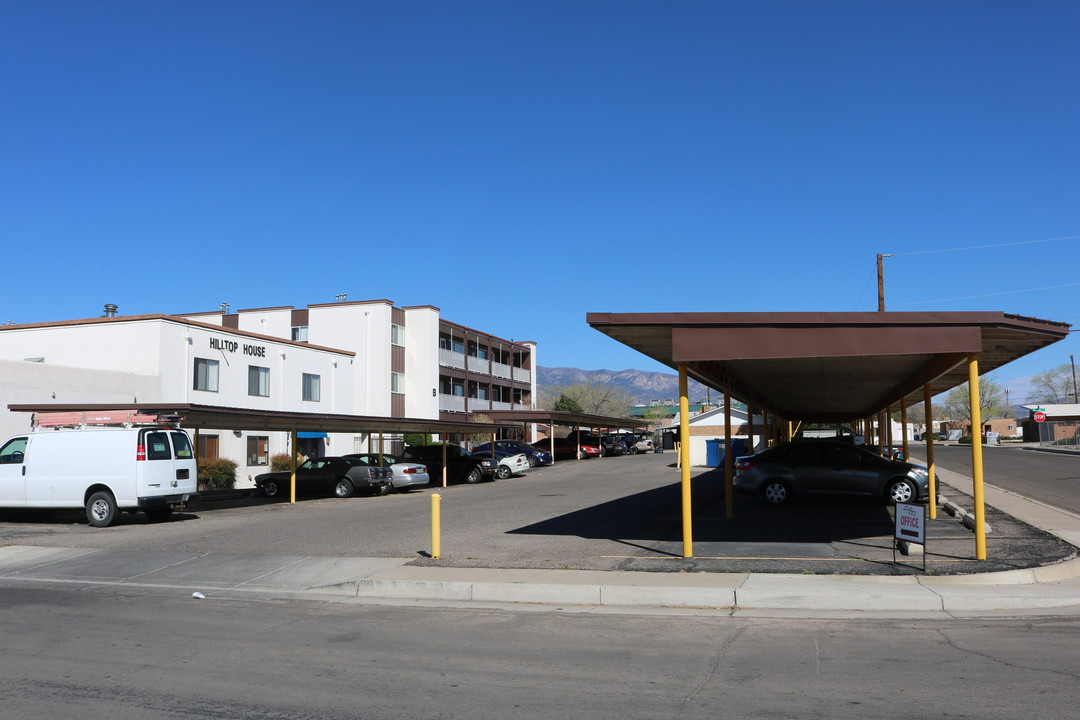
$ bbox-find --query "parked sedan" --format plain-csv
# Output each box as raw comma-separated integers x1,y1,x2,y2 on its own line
472,439,553,467
400,444,499,483
470,448,530,478
733,439,929,506
343,453,430,492
254,456,393,499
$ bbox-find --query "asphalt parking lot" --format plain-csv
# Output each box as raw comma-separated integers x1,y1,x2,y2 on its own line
0,451,1074,576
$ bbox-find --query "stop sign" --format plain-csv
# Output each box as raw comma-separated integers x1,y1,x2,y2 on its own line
1034,411,1047,423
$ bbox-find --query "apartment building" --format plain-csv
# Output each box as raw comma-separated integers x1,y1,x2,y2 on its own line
0,300,537,488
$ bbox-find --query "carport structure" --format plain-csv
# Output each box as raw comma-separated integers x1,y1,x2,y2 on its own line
485,410,643,459
7,402,520,498
587,311,1072,560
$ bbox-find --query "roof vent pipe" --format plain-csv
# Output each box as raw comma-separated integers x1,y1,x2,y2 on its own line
220,302,230,314
103,304,118,317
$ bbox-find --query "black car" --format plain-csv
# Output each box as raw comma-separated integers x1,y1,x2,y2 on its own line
400,444,499,483
254,457,392,498
600,436,629,456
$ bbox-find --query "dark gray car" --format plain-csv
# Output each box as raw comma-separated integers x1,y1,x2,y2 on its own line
733,439,930,505
255,457,392,498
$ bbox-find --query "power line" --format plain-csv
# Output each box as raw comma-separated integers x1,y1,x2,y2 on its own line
889,282,1080,308
890,234,1080,257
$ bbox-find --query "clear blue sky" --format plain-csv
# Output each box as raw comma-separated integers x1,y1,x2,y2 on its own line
2,1,1077,403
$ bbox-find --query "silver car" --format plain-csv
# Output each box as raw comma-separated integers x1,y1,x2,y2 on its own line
733,439,929,505
344,453,430,492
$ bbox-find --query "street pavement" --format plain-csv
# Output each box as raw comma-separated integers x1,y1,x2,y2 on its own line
1,445,1078,618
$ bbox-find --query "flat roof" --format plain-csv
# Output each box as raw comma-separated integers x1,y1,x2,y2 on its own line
7,403,518,436
587,311,1071,422
485,410,642,430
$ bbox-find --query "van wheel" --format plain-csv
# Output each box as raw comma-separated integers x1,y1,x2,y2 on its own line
86,491,118,527
334,478,355,498
145,507,173,522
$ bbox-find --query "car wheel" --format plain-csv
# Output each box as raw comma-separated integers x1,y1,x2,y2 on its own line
496,465,512,479
629,446,638,455
262,480,280,498
762,480,790,505
527,456,538,468
578,449,587,460
334,478,355,498
144,507,173,523
466,467,482,484
86,491,118,527
886,478,916,504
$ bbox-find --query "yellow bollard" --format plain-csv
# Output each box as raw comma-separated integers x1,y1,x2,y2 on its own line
431,493,441,559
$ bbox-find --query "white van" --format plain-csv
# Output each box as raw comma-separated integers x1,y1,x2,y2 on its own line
0,425,199,527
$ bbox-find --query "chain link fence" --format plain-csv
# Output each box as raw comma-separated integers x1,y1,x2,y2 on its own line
1038,421,1080,449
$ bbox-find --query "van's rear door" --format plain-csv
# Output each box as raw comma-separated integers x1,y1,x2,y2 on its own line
136,429,197,496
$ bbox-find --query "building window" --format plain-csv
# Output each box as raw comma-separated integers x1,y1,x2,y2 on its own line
391,324,404,346
193,358,219,392
247,436,269,466
248,366,269,397
391,372,404,393
198,434,219,460
302,373,321,402
291,326,308,342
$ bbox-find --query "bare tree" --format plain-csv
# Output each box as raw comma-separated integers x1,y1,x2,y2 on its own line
942,374,1011,429
1028,363,1077,404
539,382,635,417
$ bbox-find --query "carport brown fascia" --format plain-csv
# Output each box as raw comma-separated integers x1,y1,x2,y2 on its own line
587,311,1072,560
7,402,521,496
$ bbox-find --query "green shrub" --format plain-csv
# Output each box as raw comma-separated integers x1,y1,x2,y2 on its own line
403,433,432,447
270,453,293,471
198,458,238,490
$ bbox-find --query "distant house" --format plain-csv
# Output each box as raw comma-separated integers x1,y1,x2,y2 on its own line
665,406,763,467
1020,404,1080,443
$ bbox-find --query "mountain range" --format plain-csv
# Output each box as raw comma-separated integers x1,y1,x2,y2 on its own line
536,366,714,405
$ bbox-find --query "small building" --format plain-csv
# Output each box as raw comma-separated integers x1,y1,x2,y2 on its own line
1020,404,1080,443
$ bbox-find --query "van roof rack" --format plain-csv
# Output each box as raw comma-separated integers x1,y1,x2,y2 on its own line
33,410,184,429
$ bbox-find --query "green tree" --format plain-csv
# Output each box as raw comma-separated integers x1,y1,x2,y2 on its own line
942,374,1011,429
1028,363,1078,404
552,394,583,413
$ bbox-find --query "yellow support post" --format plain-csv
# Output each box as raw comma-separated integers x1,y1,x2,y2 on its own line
900,399,909,461
678,364,693,558
968,356,987,560
724,386,733,520
431,493,441,559
290,428,298,504
924,383,937,519
747,403,754,455
886,406,893,456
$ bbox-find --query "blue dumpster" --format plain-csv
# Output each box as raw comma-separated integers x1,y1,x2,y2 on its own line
706,439,722,467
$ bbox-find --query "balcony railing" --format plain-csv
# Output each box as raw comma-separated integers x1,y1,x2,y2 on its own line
439,394,466,413
466,355,488,373
490,361,512,379
439,349,465,369
513,367,531,384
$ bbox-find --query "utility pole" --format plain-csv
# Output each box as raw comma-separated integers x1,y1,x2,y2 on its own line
1071,355,1077,405
876,253,893,312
